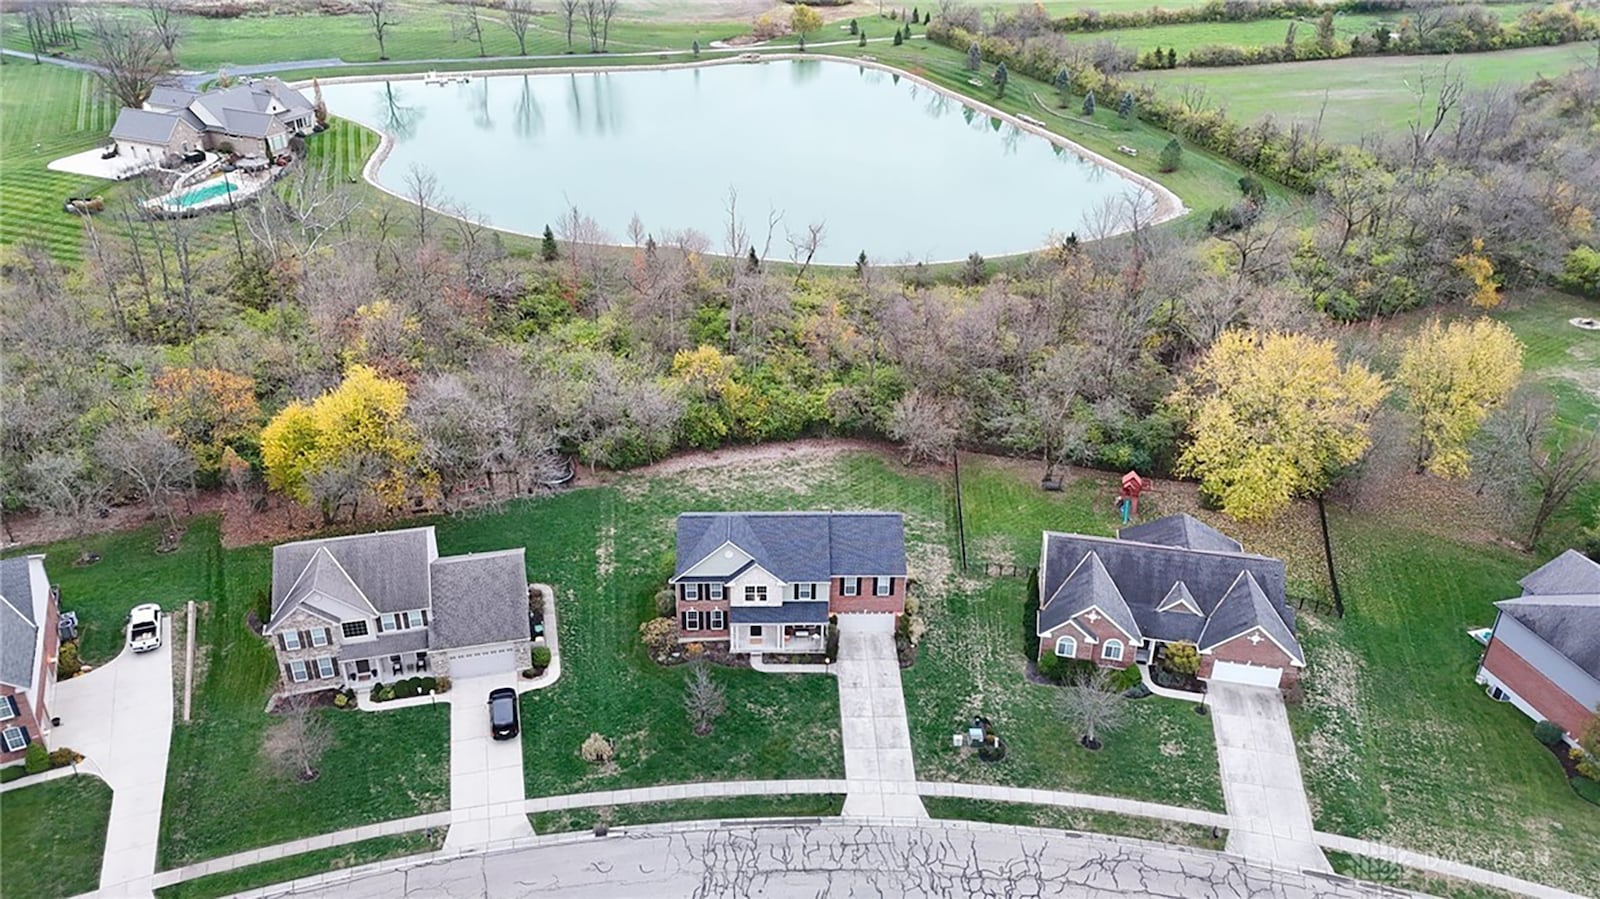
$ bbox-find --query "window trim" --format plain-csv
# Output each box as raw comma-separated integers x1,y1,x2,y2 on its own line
282,630,302,651
310,627,329,648
709,583,724,600
796,583,815,600
2,726,26,752
1102,639,1124,662
682,609,702,632
874,578,893,597
710,608,725,630
316,656,336,679
406,610,425,629
685,584,701,601
288,660,309,683
0,696,17,721
1054,635,1077,658
342,620,369,639
378,613,399,633
843,577,860,597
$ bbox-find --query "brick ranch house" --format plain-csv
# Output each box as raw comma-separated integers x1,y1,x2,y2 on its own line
109,78,315,165
1476,549,1600,743
0,555,61,764
1037,514,1305,690
670,511,907,654
265,526,531,692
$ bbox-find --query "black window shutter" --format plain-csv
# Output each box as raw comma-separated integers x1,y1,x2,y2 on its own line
20,727,31,746
4,695,17,717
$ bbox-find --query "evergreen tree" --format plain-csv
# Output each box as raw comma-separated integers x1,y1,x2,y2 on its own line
892,28,902,45
1081,90,1095,117
1166,47,1177,67
911,6,918,22
799,33,806,51
923,10,930,23
692,39,700,57
855,250,868,277
903,23,912,39
848,18,858,35
1159,138,1183,172
1117,90,1134,119
541,225,558,262
967,41,981,71
993,61,1008,98
746,247,760,272
1053,67,1071,106
859,30,867,46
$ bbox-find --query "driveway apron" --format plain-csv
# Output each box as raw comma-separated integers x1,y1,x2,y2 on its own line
1207,682,1330,872
833,613,926,818
444,674,534,849
50,617,175,892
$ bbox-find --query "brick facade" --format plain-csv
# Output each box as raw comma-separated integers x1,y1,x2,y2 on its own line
1039,610,1138,669
675,584,732,643
828,576,905,616
1483,637,1596,738
0,582,61,764
1197,627,1300,687
0,684,46,764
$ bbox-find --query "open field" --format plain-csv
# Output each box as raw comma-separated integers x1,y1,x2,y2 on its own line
1135,43,1600,142
152,831,444,899
529,793,846,833
0,775,114,899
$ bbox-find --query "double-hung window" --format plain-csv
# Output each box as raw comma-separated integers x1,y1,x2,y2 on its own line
282,630,302,651
843,578,860,597
744,585,767,602
378,613,400,633
875,578,893,597
2,726,27,753
685,584,701,601
342,620,369,639
709,583,724,600
310,627,330,648
796,583,815,600
682,610,702,631
288,660,310,683
0,695,19,721
710,609,725,630
406,610,425,629
316,657,336,679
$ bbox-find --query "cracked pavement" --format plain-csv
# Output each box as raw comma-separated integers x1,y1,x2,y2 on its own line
252,821,1412,898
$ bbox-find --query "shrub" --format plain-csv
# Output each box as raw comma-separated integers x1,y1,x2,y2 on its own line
332,692,350,709
580,732,615,764
825,621,840,661
684,642,706,658
1111,664,1143,691
531,646,552,669
654,588,676,618
47,747,76,768
420,676,438,693
1164,641,1200,676
1559,246,1600,297
1534,719,1566,746
57,641,82,678
435,677,451,693
640,617,679,656
23,743,47,775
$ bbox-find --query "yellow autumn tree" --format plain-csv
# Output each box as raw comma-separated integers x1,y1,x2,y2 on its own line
259,365,429,522
1397,318,1524,478
1170,330,1390,521
669,345,752,449
1454,238,1501,308
790,3,823,38
151,367,262,474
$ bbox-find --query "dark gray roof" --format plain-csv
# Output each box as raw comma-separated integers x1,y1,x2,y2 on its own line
220,108,278,139
272,527,434,618
269,547,375,630
0,558,38,626
0,557,40,690
1519,550,1600,597
729,602,830,625
1040,530,1295,652
674,512,906,582
338,629,430,663
1495,594,1600,677
147,85,198,109
428,550,530,650
1119,514,1243,554
1037,552,1141,640
110,108,180,144
1198,571,1304,663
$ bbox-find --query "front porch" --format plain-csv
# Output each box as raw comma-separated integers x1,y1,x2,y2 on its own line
732,623,826,655
343,650,431,684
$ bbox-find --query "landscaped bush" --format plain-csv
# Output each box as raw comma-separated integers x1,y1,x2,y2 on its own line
47,747,78,768
1534,720,1567,746
531,646,552,670
654,588,676,618
1037,653,1099,684
1164,642,1200,676
1559,246,1600,297
640,617,679,660
580,732,615,765
23,743,47,775
1111,664,1143,692
56,641,81,678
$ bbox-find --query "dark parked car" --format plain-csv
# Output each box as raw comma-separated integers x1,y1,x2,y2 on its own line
488,687,519,740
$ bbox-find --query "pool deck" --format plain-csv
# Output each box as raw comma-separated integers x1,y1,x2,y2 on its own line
48,146,155,181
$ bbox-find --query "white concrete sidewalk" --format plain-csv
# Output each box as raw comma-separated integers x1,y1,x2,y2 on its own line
1207,682,1330,872
50,616,175,894
833,614,926,818
442,674,534,850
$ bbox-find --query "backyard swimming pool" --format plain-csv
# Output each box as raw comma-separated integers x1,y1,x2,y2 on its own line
321,60,1165,264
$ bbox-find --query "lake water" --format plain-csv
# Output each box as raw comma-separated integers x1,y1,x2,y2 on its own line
321,61,1148,264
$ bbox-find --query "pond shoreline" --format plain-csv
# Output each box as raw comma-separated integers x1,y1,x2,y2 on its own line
297,54,1188,264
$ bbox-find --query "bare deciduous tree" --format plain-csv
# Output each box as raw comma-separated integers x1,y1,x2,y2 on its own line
1476,392,1600,550
1059,668,1127,749
452,0,487,57
404,164,440,246
87,13,171,108
888,389,962,465
20,451,108,537
143,0,183,60
359,0,396,60
786,220,827,284
560,0,581,50
94,424,195,526
683,661,727,736
264,694,334,782
502,0,536,55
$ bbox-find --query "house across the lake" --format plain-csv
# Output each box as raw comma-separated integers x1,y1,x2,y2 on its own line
1476,549,1600,743
0,555,61,764
109,78,316,165
264,526,532,692
1036,514,1305,690
670,511,908,654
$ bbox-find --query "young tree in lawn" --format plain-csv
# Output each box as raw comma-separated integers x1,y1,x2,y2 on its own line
359,0,395,61
599,0,620,50
561,0,581,50
849,18,858,35
791,4,823,41
967,41,981,71
1060,668,1127,750
582,0,602,51
859,30,867,46
454,0,486,57
87,13,170,108
892,29,902,45
1158,138,1183,172
1117,90,1134,119
502,0,535,55
1397,318,1523,478
1169,330,1390,521
1081,90,1096,117
683,661,728,736
693,38,700,56
264,694,334,782
1054,67,1071,106
993,61,1008,98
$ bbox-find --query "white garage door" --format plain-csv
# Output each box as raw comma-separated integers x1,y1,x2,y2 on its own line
448,645,520,679
1210,660,1282,688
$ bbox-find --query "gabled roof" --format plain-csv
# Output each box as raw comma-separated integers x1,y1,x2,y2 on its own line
1495,594,1600,678
268,547,376,631
673,512,906,583
1038,552,1141,641
146,85,199,110
1119,514,1243,554
1519,550,1600,597
0,556,42,690
1156,582,1202,615
271,527,435,618
110,108,181,144
1198,570,1304,664
220,108,279,139
428,549,530,650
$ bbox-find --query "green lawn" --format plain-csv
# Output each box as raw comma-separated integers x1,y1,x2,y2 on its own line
923,796,1227,851
1495,290,1600,427
1325,850,1521,899
153,831,444,899
1135,43,1600,142
304,117,382,183
529,793,845,833
0,775,113,899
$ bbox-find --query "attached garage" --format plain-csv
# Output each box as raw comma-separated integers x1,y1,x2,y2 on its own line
445,644,521,679
1209,660,1283,688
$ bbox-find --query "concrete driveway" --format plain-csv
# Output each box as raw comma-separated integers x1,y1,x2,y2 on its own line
1207,682,1330,872
443,674,533,849
834,613,926,818
50,615,175,892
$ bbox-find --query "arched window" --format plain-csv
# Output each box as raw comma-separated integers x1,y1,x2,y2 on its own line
1102,639,1124,662
1054,635,1077,658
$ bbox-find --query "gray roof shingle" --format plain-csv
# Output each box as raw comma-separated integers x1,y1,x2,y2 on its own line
1519,550,1600,596
674,512,906,582
1037,552,1142,640
271,527,434,618
110,108,180,144
338,629,430,663
428,549,530,650
1198,571,1304,663
1495,594,1600,677
146,85,198,110
729,602,831,625
0,557,40,689
1119,514,1243,554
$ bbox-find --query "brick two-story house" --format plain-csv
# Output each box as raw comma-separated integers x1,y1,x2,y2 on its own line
1476,549,1600,742
670,511,907,654
1037,514,1305,690
0,555,61,763
265,526,531,693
